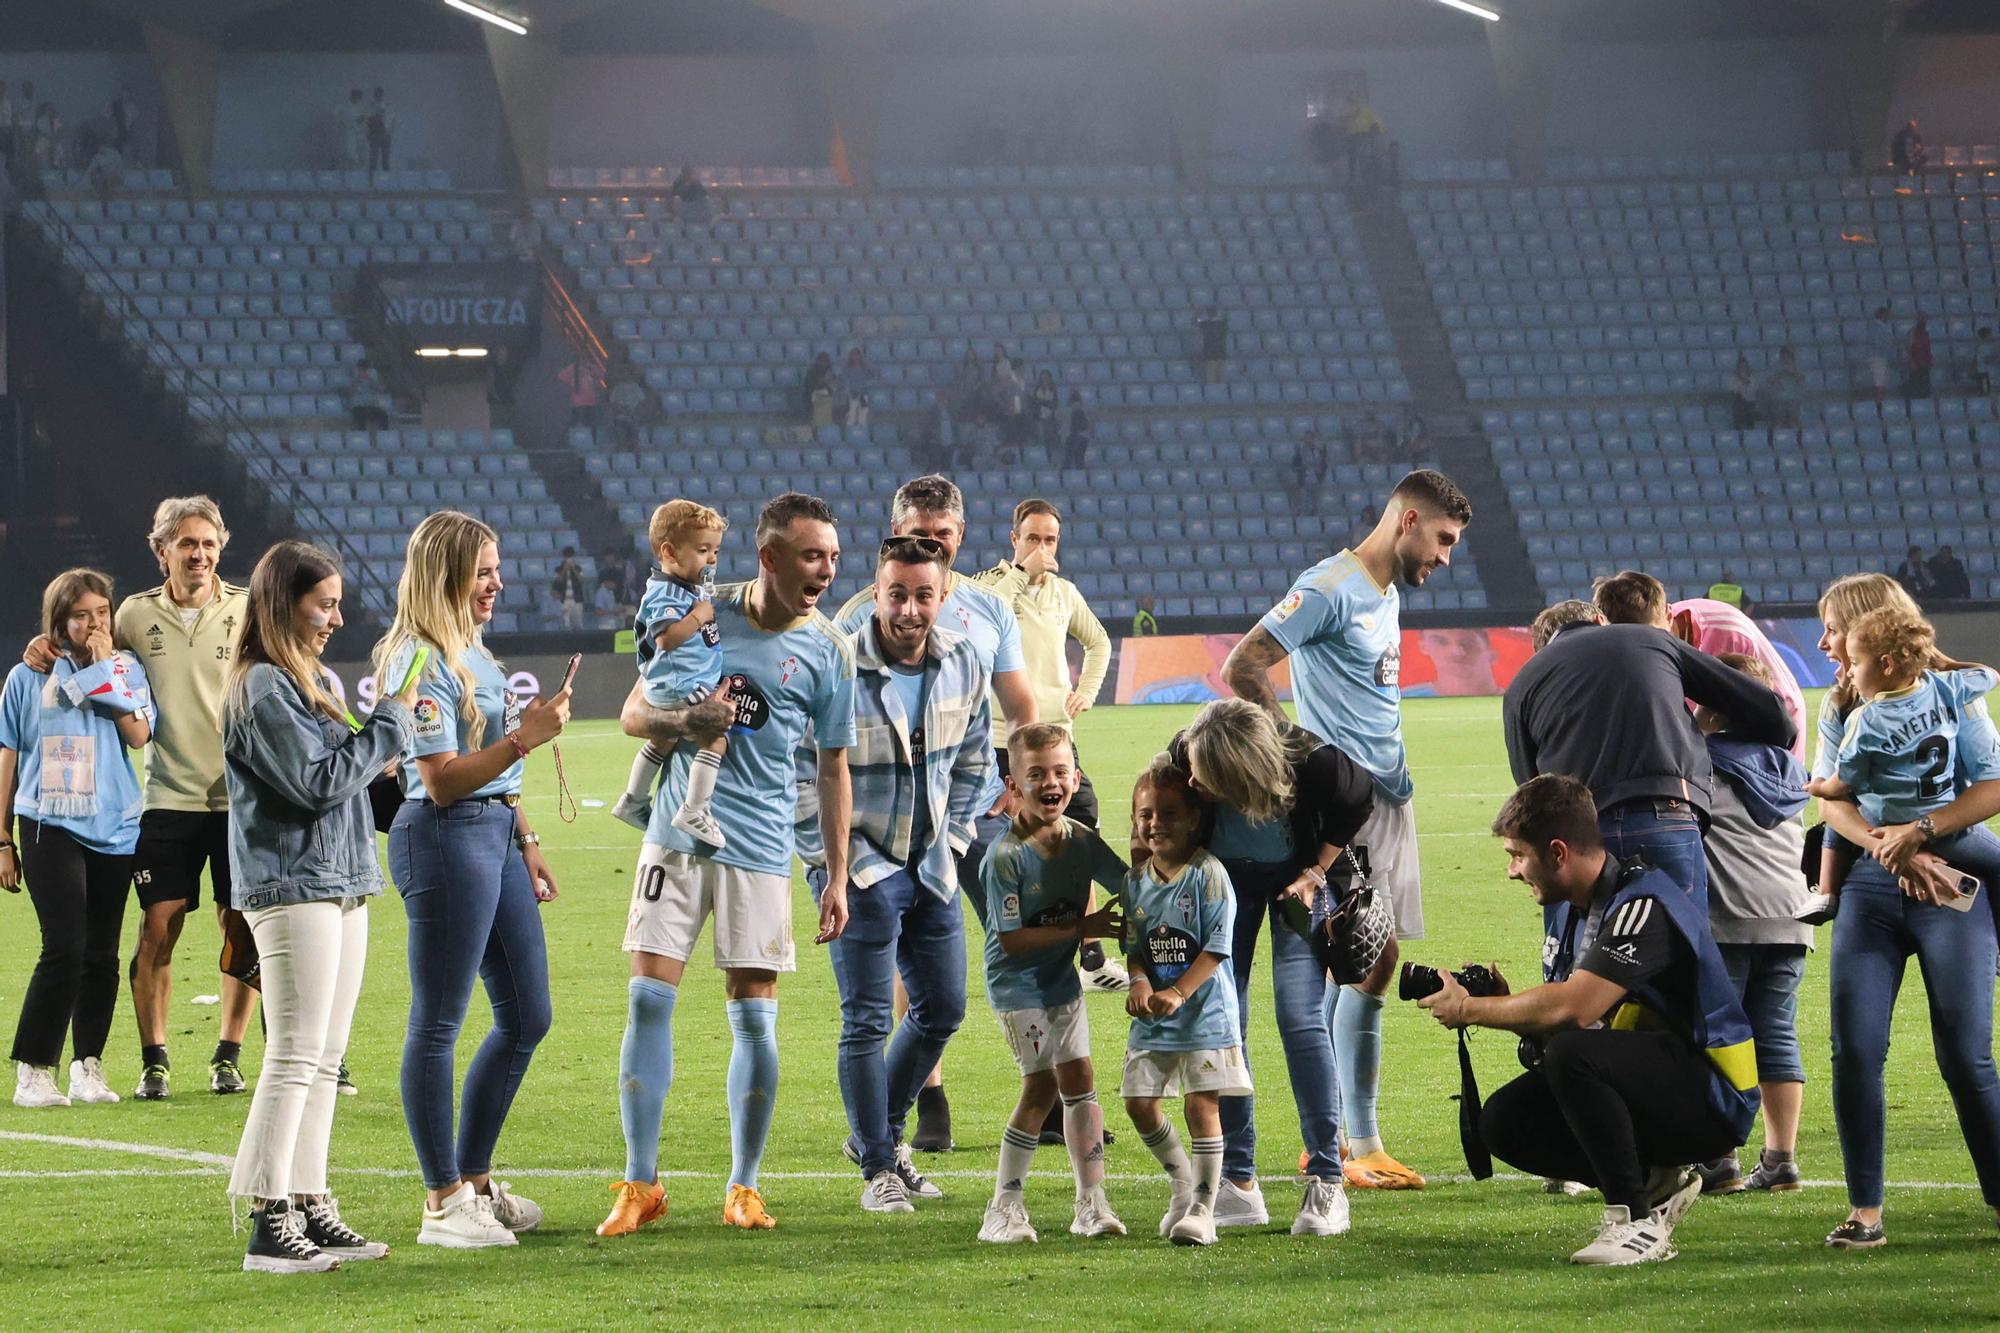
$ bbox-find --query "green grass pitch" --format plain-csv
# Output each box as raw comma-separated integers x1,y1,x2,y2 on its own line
0,696,1994,1329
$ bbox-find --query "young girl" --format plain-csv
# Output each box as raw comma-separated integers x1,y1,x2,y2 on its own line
0,569,152,1110
1121,756,1248,1247
977,724,1129,1245
612,500,729,846
1805,605,2000,902
223,542,415,1273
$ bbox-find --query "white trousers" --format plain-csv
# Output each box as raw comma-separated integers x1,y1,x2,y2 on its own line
227,898,368,1202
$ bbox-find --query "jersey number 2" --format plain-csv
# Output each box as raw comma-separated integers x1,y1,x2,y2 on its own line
1916,735,1951,801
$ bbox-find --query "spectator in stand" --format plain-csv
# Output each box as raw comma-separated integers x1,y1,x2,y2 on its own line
608,369,648,449
923,390,955,474
1195,308,1229,385
1895,545,1933,598
1062,389,1090,471
365,89,392,175
0,81,14,166
551,548,587,632
802,351,837,427
347,359,390,431
1862,306,1899,404
84,138,123,206
1903,316,1934,401
991,348,1024,422
1729,356,1759,430
559,356,605,431
1976,327,1997,395
843,347,875,430
340,89,366,170
1031,370,1060,457
1927,546,1972,600
1758,348,1804,429
955,348,986,417
1890,119,1926,176
1340,93,1384,187
670,166,710,223
30,101,61,173
1297,427,1328,488
1131,596,1160,637
107,88,135,160
592,572,628,626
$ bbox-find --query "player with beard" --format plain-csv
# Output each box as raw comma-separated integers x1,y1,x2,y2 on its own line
1222,468,1471,1193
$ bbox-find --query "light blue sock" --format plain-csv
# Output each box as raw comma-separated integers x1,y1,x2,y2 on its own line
725,998,779,1190
619,978,677,1183
1332,986,1385,1147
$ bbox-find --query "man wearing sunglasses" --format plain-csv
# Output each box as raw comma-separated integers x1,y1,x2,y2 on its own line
822,535,994,1213
819,475,1038,1152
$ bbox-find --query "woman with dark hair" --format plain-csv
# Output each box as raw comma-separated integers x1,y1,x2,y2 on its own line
1166,698,1375,1236
0,569,152,1110
223,542,415,1273
842,346,875,429
1031,370,1060,456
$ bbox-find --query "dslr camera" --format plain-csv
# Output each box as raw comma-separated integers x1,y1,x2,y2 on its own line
1397,961,1500,1002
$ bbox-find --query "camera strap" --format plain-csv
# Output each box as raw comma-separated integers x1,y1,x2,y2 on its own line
1456,1028,1493,1181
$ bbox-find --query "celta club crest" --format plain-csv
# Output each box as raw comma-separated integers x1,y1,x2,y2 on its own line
778,656,799,687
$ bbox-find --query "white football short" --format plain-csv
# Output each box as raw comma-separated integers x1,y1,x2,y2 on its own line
622,844,795,972
1354,797,1423,940
996,995,1092,1075
1119,1045,1253,1099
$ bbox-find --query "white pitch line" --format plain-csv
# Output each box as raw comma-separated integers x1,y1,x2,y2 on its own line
0,1133,1984,1191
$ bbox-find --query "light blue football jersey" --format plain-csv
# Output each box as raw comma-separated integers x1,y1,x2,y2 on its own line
981,820,1128,1012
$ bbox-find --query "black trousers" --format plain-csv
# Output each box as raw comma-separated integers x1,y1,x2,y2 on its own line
1479,1028,1743,1215
10,819,133,1067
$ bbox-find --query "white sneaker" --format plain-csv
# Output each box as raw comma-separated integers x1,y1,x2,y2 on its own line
1794,891,1839,926
670,803,728,850
1070,1189,1127,1237
1170,1201,1218,1247
978,1195,1038,1243
610,792,654,831
1081,957,1130,992
861,1170,914,1214
418,1183,518,1249
1544,1178,1591,1197
1570,1204,1677,1266
484,1180,543,1232
1213,1177,1269,1227
1292,1175,1351,1237
894,1143,944,1200
67,1057,119,1104
1157,1183,1195,1238
1647,1165,1703,1229
13,1063,69,1109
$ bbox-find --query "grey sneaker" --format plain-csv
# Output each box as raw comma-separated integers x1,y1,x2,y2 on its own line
210,1057,247,1095
1697,1155,1744,1195
1744,1156,1802,1192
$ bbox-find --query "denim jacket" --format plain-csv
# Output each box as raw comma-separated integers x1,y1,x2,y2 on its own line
223,663,414,909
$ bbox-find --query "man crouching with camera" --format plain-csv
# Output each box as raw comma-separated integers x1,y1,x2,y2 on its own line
1417,775,1759,1267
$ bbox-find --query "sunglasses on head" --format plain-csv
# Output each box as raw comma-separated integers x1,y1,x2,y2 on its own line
879,536,947,560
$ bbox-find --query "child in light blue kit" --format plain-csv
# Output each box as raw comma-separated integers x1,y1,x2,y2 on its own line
1805,605,2000,908
1121,755,1248,1248
977,723,1129,1245
612,500,730,847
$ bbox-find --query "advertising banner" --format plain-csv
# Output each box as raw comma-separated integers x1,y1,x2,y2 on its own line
363,262,540,349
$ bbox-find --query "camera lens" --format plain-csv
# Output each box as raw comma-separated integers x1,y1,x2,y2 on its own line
1397,962,1443,1002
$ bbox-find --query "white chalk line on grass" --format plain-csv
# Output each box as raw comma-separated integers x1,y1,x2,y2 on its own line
0,1131,1984,1191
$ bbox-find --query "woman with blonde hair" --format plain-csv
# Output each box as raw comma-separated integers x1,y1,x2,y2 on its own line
223,542,414,1272
1161,698,1375,1236
1809,572,2000,1249
0,569,152,1110
373,511,571,1249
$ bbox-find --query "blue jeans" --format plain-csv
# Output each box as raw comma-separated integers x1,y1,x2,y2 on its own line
1218,858,1343,1182
1717,943,1807,1084
956,811,1010,930
819,865,966,1178
1829,855,2000,1209
1549,797,1709,941
388,799,553,1190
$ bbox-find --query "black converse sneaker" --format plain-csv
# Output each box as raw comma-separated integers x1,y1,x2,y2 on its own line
242,1199,339,1274
302,1195,389,1260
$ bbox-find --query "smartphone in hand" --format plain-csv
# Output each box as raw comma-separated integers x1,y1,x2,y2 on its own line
559,652,583,693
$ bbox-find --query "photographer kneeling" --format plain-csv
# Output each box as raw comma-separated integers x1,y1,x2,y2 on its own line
1419,776,1759,1267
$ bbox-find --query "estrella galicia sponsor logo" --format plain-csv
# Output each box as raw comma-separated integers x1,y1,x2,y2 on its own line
727,674,772,731
1145,924,1197,983
1374,643,1401,690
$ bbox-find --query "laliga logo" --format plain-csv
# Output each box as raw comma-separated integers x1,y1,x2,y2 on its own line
324,666,547,716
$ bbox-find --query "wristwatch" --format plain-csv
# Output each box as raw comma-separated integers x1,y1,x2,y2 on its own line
516,831,541,850
1917,813,1938,843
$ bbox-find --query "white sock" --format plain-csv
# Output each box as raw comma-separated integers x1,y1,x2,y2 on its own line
1061,1092,1106,1197
996,1124,1039,1202
626,745,665,802
681,747,722,814
1190,1135,1224,1213
1140,1121,1191,1186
